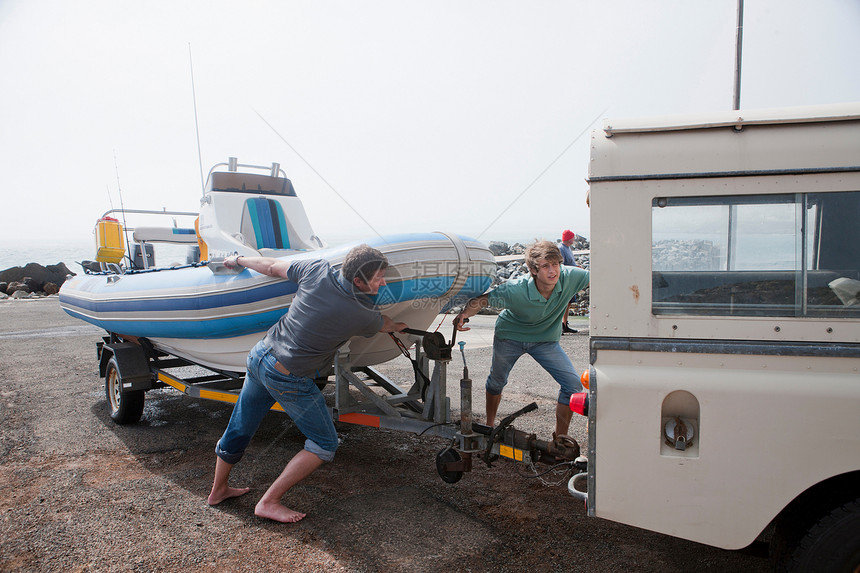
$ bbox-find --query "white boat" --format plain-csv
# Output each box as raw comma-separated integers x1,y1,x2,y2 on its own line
59,159,496,371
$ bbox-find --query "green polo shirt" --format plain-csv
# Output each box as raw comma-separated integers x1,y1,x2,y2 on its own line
487,266,589,342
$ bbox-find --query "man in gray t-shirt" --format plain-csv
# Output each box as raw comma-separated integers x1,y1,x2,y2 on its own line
207,245,406,523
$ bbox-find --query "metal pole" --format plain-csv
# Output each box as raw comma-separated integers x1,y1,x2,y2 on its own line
732,0,744,111
460,372,472,436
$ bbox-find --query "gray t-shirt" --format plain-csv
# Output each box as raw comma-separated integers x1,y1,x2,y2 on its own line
264,259,383,377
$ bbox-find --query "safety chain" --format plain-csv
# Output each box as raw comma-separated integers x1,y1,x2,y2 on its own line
521,458,577,487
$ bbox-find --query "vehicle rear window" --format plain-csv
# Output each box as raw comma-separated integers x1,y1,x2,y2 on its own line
651,191,860,317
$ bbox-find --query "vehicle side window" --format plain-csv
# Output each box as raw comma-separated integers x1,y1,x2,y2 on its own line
651,191,860,317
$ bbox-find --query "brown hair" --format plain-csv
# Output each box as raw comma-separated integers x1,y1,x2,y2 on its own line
342,244,389,284
524,240,563,275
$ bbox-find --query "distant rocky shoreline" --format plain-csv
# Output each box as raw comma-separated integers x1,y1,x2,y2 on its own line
0,262,74,300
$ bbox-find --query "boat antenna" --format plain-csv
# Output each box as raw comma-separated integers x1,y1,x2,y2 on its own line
732,0,744,111
105,184,115,211
189,43,206,194
113,150,133,267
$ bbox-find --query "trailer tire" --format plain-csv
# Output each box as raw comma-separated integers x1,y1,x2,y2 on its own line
779,496,860,573
105,356,145,424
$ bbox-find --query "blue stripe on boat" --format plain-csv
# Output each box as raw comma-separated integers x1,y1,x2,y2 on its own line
59,280,298,313
61,307,286,339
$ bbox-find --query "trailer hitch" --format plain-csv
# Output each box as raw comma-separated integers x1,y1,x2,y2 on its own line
483,402,537,466
479,402,582,468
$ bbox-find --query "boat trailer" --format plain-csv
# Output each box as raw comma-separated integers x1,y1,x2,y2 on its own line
97,325,585,485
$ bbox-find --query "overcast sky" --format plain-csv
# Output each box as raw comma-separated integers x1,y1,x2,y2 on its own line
2,0,859,253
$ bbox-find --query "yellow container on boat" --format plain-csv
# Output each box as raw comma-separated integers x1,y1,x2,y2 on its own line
95,217,125,263
195,217,209,262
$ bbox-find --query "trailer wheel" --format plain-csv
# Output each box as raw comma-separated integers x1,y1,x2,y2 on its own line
776,496,860,573
105,356,145,424
436,447,463,484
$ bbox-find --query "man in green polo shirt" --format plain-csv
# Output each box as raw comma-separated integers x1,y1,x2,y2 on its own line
455,240,589,439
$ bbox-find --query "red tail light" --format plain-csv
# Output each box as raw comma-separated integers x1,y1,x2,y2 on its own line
569,393,588,416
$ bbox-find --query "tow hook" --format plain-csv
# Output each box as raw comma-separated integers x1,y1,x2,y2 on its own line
543,434,582,464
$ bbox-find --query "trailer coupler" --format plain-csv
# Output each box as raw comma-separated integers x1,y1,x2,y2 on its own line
484,417,581,465
479,402,581,467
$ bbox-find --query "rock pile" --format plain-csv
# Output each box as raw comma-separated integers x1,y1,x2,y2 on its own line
0,262,74,300
652,239,720,271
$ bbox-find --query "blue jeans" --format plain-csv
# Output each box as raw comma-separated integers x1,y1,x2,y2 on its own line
486,337,582,404
215,340,338,464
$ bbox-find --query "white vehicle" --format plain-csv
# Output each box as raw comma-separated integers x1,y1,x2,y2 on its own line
576,102,860,571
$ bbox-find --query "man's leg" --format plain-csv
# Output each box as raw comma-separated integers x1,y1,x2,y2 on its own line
254,449,324,523
486,391,503,427
208,457,250,505
555,402,574,438
562,301,577,333
209,341,274,506
485,337,523,427
258,352,339,522
528,342,582,437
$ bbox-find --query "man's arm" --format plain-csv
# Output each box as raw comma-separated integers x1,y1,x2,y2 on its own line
454,294,489,331
224,255,291,279
380,315,408,333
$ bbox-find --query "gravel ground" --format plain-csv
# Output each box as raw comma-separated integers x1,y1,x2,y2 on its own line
0,298,770,572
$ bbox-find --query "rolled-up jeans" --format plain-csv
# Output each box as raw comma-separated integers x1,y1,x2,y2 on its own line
486,337,582,405
215,340,338,464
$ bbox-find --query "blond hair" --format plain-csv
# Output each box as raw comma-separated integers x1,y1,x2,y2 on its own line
524,240,563,275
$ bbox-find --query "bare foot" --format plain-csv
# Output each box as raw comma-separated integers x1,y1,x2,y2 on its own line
254,500,306,523
207,486,250,506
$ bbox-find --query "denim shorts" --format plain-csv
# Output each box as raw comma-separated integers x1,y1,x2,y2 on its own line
486,337,582,404
215,340,338,464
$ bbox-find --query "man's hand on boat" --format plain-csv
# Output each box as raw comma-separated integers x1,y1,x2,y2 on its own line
209,255,292,277
207,255,244,275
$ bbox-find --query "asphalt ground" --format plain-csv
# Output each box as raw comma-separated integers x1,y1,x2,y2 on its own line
0,298,770,572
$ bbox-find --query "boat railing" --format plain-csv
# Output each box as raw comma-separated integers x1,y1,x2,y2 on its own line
97,208,200,271
203,157,286,194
